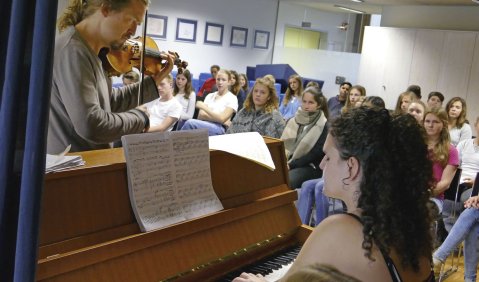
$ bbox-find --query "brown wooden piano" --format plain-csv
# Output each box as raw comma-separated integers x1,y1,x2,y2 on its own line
37,137,312,281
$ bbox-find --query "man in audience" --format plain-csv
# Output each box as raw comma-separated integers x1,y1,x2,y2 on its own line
427,91,445,109
327,82,351,119
197,64,220,98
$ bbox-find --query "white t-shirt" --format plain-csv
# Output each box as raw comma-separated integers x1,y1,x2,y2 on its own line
204,91,238,114
174,91,196,120
457,138,479,182
144,98,182,131
450,123,472,146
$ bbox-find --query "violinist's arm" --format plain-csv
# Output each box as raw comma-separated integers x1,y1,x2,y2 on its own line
196,101,234,123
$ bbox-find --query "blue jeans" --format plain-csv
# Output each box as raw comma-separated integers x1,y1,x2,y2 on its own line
180,119,225,136
297,178,329,225
434,208,479,282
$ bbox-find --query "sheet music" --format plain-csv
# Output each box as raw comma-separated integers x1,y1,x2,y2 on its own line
122,129,223,232
209,132,275,171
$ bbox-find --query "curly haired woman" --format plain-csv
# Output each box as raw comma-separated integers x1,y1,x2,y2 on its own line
234,107,434,282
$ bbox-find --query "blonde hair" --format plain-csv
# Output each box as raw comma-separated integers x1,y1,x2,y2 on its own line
283,74,303,106
243,78,279,113
58,0,148,32
424,108,451,167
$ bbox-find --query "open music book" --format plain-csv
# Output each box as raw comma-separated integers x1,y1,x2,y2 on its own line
121,129,223,232
209,132,276,171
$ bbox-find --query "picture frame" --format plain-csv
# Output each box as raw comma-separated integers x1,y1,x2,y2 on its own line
175,18,197,43
253,30,270,50
230,26,248,48
146,14,167,39
204,22,224,45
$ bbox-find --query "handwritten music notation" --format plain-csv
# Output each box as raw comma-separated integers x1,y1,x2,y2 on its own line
121,129,223,232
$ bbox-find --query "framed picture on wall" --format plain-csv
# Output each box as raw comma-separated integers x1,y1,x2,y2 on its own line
175,18,197,43
230,26,248,48
204,22,224,45
146,14,167,39
253,30,270,49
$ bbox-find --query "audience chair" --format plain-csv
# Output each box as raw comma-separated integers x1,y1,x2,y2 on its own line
444,168,463,219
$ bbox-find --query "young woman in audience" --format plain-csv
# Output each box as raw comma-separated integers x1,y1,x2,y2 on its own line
341,85,366,113
227,78,284,138
394,91,416,115
427,91,444,110
281,87,328,189
173,69,196,129
235,107,434,282
424,108,459,245
433,118,479,282
230,70,247,110
446,97,472,146
407,100,427,124
180,69,238,136
279,74,303,120
456,116,479,199
239,73,249,96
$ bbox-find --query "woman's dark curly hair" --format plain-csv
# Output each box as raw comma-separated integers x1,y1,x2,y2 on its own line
329,107,433,272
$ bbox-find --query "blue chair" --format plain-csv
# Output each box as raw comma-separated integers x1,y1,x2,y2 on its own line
192,78,200,93
274,83,281,96
199,72,211,81
248,80,255,90
171,70,177,79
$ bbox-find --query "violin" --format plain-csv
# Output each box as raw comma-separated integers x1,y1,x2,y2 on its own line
102,36,188,77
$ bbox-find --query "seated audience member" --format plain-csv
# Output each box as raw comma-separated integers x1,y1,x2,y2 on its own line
427,91,444,110
407,84,422,100
408,100,427,124
180,69,238,136
197,64,220,98
122,70,139,86
281,87,328,189
239,73,249,96
446,97,472,146
424,108,459,243
433,194,479,282
142,75,182,132
173,69,196,129
341,85,366,114
230,70,247,110
263,74,276,85
236,264,361,282
279,74,303,120
305,81,320,89
236,107,434,282
455,116,479,199
227,78,284,138
327,82,351,120
394,91,416,115
362,96,385,109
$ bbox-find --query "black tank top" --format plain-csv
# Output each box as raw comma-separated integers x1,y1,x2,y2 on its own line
345,213,434,282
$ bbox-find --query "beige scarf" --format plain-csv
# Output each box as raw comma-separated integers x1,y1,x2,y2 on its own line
281,109,327,163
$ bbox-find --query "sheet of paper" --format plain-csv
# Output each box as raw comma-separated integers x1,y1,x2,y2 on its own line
122,129,223,232
209,132,275,171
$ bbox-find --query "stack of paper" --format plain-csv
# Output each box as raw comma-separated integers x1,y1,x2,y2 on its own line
45,145,85,173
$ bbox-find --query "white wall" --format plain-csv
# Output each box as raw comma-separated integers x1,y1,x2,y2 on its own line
381,6,479,31
144,0,279,79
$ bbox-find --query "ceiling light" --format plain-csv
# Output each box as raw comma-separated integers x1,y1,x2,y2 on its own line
350,0,364,2
334,5,366,14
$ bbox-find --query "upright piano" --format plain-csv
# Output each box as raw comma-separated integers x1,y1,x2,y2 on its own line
37,137,312,281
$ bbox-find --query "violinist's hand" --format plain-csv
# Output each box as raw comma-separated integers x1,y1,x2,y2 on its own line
153,51,175,85
232,272,268,282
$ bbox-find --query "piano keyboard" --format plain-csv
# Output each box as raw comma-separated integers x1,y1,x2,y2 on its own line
218,245,301,282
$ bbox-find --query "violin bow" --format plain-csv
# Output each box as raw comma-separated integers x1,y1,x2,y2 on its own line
137,9,149,106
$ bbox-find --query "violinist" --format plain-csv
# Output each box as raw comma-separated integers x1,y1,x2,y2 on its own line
48,0,174,154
